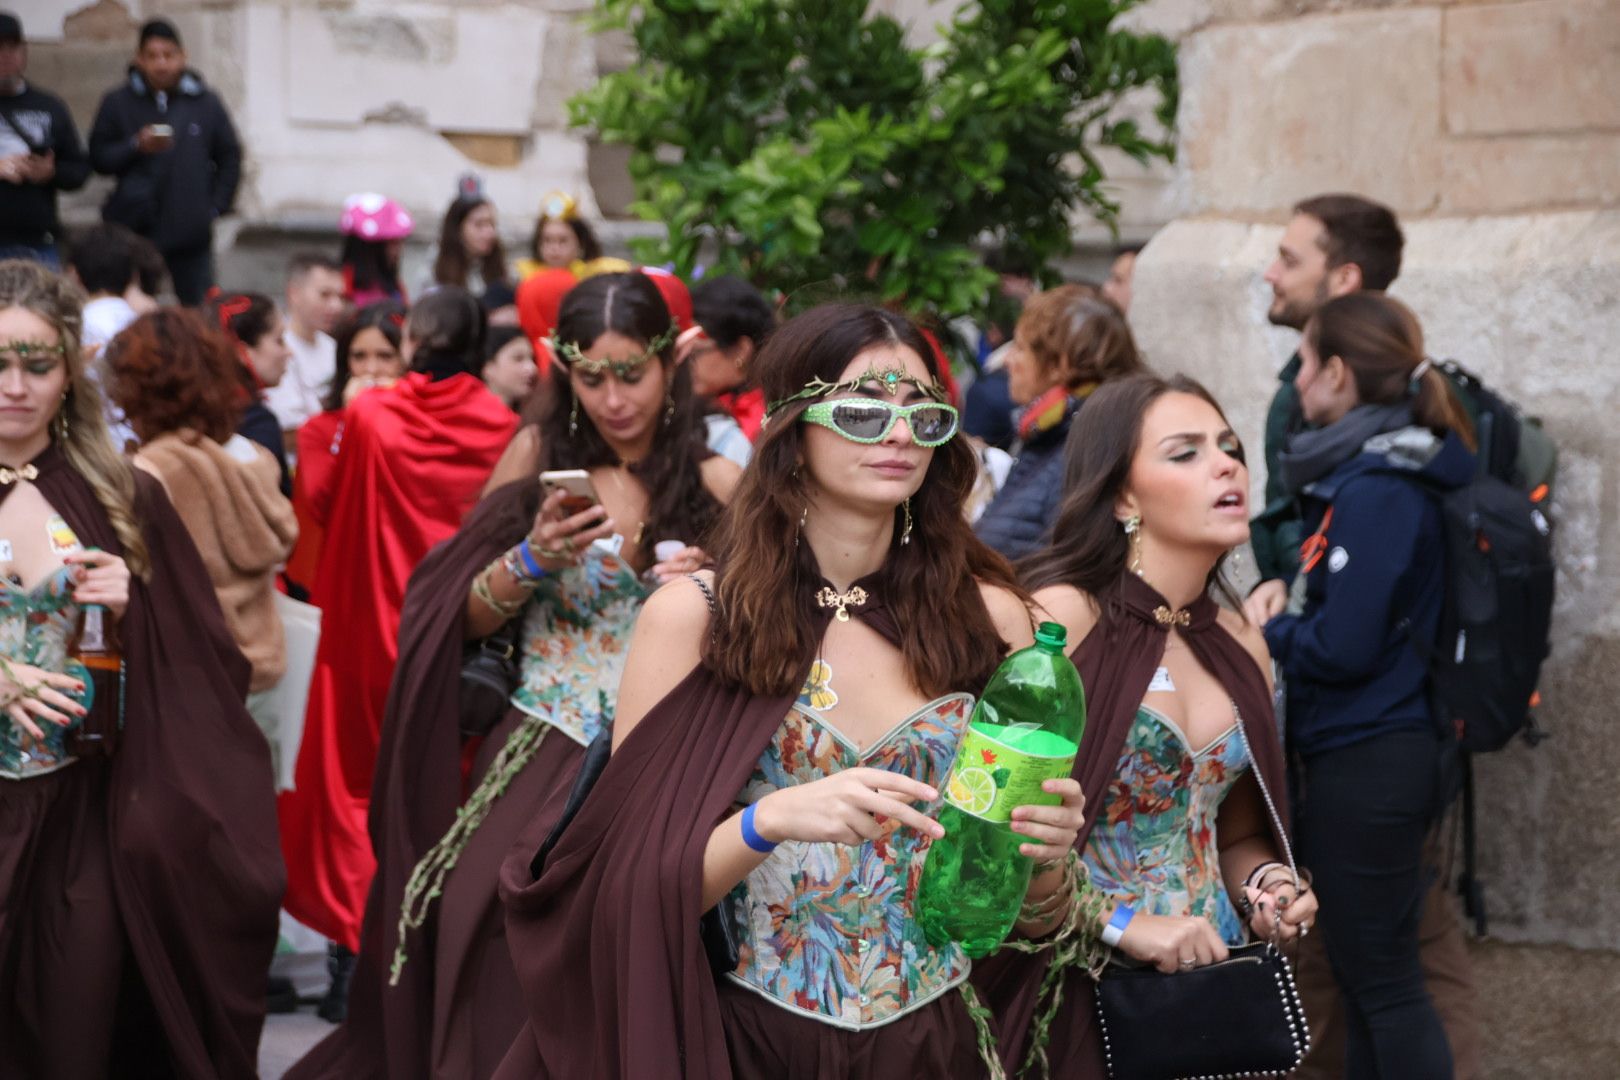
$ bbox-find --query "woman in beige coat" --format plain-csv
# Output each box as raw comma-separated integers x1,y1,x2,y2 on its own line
104,308,298,767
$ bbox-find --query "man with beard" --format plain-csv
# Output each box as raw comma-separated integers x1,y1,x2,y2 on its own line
1247,194,1403,602
1243,193,1483,1080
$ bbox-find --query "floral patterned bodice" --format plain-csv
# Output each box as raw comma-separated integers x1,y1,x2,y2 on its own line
509,544,649,747
1083,704,1251,946
0,565,90,780
724,693,974,1030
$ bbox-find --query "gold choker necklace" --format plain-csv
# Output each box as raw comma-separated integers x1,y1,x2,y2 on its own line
816,585,869,623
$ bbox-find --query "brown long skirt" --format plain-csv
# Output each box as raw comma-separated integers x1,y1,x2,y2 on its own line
716,977,994,1080
0,761,172,1078
427,713,585,1079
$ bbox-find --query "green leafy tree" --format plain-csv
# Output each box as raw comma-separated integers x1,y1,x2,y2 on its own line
571,0,1176,322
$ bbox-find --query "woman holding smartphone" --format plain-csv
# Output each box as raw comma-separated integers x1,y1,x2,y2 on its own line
290,272,738,1079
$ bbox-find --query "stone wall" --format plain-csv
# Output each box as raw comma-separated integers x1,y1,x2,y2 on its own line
31,0,619,289
1126,0,1620,1071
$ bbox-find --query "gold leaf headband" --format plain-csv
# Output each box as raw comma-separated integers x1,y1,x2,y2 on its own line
549,323,679,379
766,365,948,416
0,340,66,358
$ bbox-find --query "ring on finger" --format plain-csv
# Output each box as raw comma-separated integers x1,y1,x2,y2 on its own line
1179,957,1195,970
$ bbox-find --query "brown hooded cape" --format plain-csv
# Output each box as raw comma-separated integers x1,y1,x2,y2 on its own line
289,477,580,1080
492,576,990,1079
0,445,283,1078
970,572,1291,1077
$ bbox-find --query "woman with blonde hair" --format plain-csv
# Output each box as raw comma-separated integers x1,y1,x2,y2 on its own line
975,284,1144,559
0,259,282,1076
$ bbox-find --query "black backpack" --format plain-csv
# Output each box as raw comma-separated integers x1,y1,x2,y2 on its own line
1415,363,1558,934
1420,470,1555,754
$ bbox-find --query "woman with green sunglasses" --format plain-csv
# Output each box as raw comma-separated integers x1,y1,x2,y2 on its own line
494,303,1091,1079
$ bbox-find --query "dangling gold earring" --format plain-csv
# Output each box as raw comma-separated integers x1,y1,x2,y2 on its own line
663,389,675,427
795,505,808,549
1123,514,1143,577
568,396,579,438
53,393,70,442
900,497,913,546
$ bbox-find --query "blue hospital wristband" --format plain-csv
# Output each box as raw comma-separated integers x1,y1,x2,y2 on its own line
739,803,778,855
1100,904,1136,948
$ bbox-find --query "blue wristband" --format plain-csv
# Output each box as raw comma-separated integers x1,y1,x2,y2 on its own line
515,540,547,581
739,803,777,855
1101,904,1135,948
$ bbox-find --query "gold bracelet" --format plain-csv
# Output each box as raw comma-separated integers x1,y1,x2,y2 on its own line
471,565,527,619
526,534,570,562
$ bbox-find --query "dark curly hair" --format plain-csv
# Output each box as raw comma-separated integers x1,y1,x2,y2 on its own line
105,308,243,444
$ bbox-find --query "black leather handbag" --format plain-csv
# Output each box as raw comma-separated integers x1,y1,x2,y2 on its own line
459,617,522,738
1093,941,1310,1079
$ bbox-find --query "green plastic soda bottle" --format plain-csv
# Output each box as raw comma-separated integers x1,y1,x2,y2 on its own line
916,621,1085,957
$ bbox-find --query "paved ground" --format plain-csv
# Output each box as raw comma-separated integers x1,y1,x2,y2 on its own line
260,1009,330,1079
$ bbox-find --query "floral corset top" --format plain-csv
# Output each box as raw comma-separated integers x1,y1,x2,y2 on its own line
0,566,90,780
508,544,649,747
1083,704,1251,946
724,693,974,1031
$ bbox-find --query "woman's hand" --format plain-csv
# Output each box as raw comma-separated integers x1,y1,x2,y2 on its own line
1010,778,1084,863
66,550,131,620
752,767,944,847
1243,579,1288,627
527,488,617,572
1116,911,1231,974
0,659,87,740
1245,875,1319,944
649,545,707,584
342,376,398,406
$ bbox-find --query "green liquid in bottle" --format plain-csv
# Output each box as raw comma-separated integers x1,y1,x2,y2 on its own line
916,621,1086,958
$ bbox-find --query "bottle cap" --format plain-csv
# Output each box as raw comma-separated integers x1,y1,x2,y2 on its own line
1034,621,1067,653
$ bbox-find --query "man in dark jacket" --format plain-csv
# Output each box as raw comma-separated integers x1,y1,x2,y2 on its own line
0,13,90,267
1247,193,1403,598
88,18,241,305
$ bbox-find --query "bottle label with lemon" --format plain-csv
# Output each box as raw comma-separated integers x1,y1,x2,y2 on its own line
941,720,1078,824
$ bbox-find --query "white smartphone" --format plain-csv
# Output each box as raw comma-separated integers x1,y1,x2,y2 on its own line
539,469,601,516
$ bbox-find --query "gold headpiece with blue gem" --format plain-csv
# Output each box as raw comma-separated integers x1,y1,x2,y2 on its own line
766,365,948,417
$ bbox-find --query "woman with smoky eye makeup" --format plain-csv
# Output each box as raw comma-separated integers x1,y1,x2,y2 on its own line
972,373,1314,1078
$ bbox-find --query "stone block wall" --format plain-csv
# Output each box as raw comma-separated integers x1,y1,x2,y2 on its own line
1128,0,1619,1069
31,0,608,278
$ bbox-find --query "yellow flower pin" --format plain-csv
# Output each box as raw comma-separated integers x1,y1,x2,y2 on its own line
799,658,839,711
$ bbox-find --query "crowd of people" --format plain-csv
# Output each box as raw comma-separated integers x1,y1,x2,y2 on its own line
0,10,1522,1080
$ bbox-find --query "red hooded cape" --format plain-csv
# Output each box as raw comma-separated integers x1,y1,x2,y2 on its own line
279,372,517,949
285,408,343,593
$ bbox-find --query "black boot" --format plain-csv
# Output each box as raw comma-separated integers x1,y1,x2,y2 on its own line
267,973,300,1014
317,943,356,1023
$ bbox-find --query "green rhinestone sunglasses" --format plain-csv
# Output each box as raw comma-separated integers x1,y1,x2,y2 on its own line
801,399,960,447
